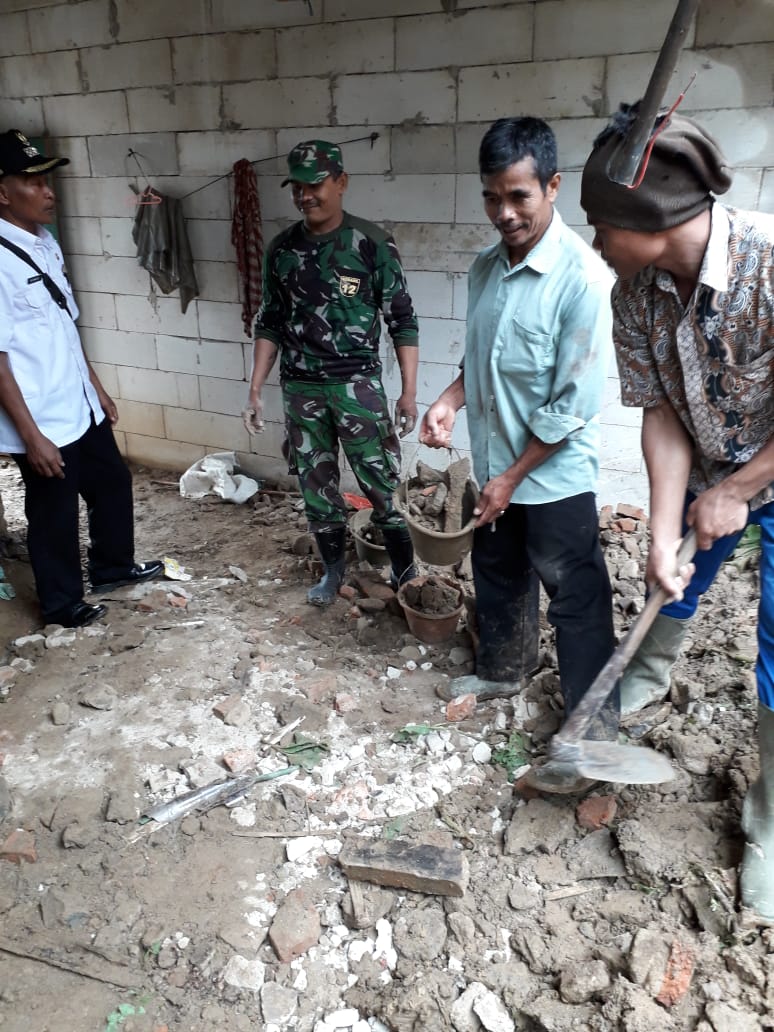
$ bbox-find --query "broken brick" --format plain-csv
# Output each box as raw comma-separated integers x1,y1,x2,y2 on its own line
338,584,358,601
338,838,469,897
212,694,249,724
137,588,168,612
598,505,614,529
614,517,637,533
512,772,541,800
222,748,257,773
655,941,695,1006
359,581,395,602
616,503,648,522
445,694,477,722
0,828,37,864
576,795,617,831
268,888,321,962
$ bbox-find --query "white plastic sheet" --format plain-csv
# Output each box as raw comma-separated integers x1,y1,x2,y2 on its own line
179,451,259,504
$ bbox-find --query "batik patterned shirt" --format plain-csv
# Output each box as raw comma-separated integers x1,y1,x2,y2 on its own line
254,212,418,384
613,204,774,508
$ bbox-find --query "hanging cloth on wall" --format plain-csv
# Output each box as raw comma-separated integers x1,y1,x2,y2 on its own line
230,158,264,339
132,191,199,314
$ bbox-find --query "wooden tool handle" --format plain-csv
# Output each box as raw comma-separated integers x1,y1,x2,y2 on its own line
606,0,701,185
554,529,697,745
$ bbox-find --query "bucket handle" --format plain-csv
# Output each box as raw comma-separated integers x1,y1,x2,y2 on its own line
403,442,475,483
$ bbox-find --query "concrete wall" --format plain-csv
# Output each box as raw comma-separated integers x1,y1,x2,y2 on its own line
1,0,773,511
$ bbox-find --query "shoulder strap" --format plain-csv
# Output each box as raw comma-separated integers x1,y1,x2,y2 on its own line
0,235,72,318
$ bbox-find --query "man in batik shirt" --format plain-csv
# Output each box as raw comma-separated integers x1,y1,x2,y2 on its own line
243,141,419,604
581,104,774,918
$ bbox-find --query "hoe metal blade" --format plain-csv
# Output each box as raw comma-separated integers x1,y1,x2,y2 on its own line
547,738,676,785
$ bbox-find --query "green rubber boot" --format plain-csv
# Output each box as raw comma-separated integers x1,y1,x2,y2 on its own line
620,613,692,717
308,528,347,606
741,703,774,919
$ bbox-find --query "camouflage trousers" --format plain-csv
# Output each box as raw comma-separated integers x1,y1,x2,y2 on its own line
282,376,408,533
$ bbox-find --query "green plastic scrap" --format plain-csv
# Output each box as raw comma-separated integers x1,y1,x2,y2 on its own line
391,722,447,743
278,733,330,771
0,566,15,601
104,1002,144,1032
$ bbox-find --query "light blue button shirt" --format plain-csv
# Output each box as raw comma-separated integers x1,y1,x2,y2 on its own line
464,209,613,505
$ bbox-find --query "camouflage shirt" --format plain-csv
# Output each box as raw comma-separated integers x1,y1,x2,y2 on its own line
254,212,419,383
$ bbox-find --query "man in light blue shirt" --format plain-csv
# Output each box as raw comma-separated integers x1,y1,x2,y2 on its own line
421,117,617,786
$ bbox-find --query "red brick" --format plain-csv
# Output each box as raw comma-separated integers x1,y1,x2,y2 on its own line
512,772,541,800
576,795,617,830
269,888,321,962
222,748,256,773
655,942,695,1007
338,584,358,601
614,517,637,533
137,589,168,612
598,505,614,529
0,828,37,864
616,502,648,522
358,581,395,602
212,694,244,721
445,694,477,722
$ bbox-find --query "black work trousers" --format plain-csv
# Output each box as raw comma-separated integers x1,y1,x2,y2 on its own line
472,491,618,739
14,416,134,620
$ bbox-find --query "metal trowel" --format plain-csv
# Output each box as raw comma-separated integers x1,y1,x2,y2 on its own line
529,529,698,788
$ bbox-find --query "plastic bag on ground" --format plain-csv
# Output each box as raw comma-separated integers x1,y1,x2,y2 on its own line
179,451,259,504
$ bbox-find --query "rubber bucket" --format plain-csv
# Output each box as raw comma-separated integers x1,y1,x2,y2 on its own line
393,478,479,566
397,575,465,645
349,509,388,566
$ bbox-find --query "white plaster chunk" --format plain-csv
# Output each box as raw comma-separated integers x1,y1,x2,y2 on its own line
473,989,515,1032
285,835,325,863
222,954,265,991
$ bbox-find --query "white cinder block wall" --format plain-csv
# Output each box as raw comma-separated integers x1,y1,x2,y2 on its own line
1,0,773,512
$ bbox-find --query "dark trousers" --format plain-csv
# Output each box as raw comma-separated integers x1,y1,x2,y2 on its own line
472,491,618,738
14,417,134,619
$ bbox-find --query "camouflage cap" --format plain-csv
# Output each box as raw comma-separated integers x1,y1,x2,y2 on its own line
281,140,344,187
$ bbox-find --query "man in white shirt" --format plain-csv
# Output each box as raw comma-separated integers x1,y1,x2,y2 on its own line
0,130,162,627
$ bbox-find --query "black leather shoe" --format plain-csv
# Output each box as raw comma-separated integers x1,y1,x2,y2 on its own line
91,559,164,593
44,601,108,628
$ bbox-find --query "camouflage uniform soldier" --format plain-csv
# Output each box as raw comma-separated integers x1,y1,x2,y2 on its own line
243,141,420,605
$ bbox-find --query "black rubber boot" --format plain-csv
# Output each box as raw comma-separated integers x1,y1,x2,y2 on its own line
308,528,347,606
381,525,417,589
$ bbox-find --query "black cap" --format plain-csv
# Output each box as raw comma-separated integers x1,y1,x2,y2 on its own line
0,130,69,178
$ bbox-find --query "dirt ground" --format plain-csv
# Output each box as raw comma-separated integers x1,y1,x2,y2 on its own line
0,458,771,1032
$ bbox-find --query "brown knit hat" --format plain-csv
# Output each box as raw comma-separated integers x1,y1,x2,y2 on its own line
581,104,732,231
